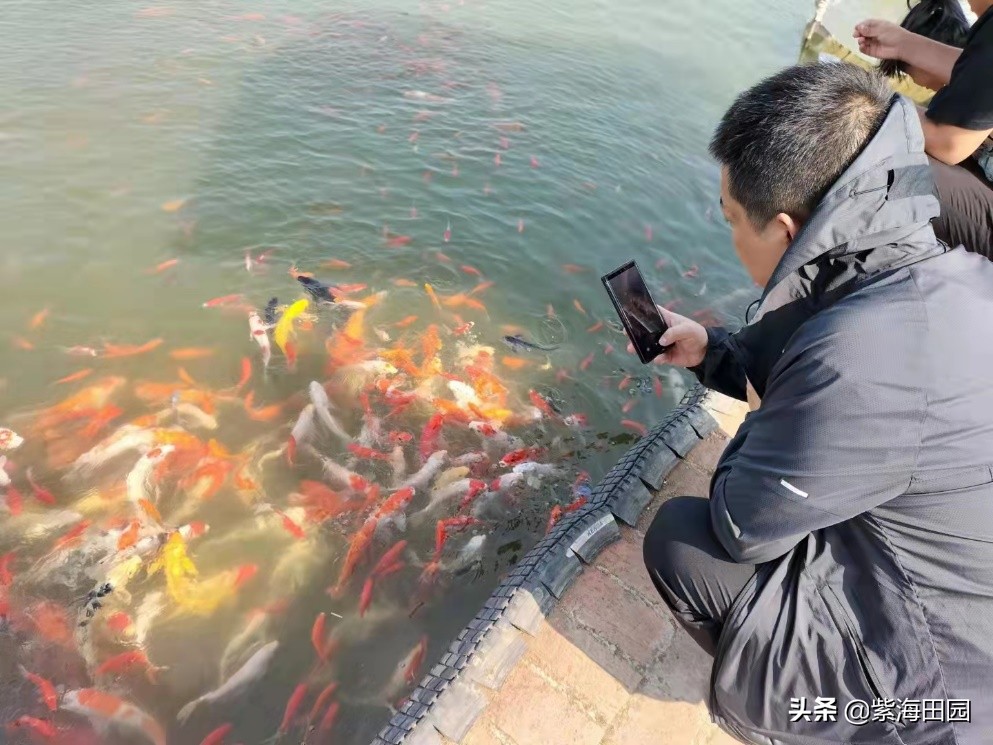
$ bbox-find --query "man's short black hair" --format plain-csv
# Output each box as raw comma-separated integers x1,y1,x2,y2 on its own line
709,63,893,226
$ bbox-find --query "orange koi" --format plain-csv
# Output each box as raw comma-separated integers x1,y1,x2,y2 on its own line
321,258,352,269
149,258,179,274
654,376,663,398
579,352,595,371
29,308,50,330
621,419,647,436
329,517,376,596
347,444,392,462
500,356,530,370
461,265,482,277
201,294,246,309
102,338,163,359
573,299,587,316
386,234,412,248
106,611,134,635
53,520,92,551
528,390,556,417
561,264,588,274
622,399,637,414
53,368,93,385
587,321,604,333
275,509,306,540
12,336,34,351
169,347,214,360
19,666,58,711
243,392,282,422
394,315,418,329
618,375,633,391
116,520,141,551
419,413,445,462
373,487,415,522
334,283,368,294
471,280,494,296
26,601,73,647
393,278,417,288
161,197,187,212
62,688,165,745
95,650,164,683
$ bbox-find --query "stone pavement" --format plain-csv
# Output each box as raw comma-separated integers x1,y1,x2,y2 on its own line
449,393,750,745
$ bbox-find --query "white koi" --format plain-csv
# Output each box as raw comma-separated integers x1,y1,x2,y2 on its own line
248,311,272,368
177,641,279,724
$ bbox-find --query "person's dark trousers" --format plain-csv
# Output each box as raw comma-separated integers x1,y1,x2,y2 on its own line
643,496,757,656
930,155,993,259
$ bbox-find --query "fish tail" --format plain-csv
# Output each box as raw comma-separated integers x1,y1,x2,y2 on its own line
176,697,200,725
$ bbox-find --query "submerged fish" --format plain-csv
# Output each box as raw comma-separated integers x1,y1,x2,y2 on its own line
502,334,558,352
62,689,166,745
177,641,279,724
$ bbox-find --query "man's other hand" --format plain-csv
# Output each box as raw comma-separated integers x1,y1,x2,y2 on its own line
655,307,708,368
854,19,906,61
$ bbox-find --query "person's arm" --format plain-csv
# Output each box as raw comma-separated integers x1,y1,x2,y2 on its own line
916,104,993,165
854,19,961,89
709,336,921,564
654,308,748,401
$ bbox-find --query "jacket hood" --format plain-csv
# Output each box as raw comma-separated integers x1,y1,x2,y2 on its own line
754,94,943,321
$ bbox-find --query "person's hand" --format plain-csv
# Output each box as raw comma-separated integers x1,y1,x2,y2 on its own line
853,19,907,61
746,380,761,412
654,307,708,368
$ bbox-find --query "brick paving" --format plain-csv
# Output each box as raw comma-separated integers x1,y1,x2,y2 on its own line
449,393,750,745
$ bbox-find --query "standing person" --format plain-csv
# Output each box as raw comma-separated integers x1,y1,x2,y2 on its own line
643,63,993,744
855,0,993,256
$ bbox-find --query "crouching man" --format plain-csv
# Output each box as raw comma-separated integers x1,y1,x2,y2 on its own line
644,63,993,744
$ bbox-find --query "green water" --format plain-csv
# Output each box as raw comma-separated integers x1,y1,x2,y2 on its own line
0,1,810,742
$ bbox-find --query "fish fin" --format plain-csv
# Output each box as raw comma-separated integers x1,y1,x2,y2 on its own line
176,697,201,725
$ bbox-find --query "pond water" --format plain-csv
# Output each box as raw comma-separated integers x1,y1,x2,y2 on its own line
0,0,810,742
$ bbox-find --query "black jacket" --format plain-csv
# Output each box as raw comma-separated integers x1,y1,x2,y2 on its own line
694,95,993,744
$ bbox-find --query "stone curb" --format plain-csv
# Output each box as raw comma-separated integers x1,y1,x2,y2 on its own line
369,383,718,745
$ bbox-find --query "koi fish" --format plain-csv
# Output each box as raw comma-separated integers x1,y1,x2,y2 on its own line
277,683,308,736
318,701,340,735
493,152,501,167
502,334,558,352
499,447,546,468
106,611,135,636
563,413,588,428
95,650,165,683
573,299,588,316
419,413,445,462
471,280,494,295
102,338,164,359
294,273,336,303
311,612,328,663
307,683,338,727
13,333,38,348
360,540,407,616
500,356,531,370
5,485,23,516
587,321,604,333
19,666,57,711
683,265,699,278
561,264,588,274
161,198,187,212
176,641,279,724
461,265,482,277
329,517,377,596
0,552,14,587
424,284,442,311
654,376,663,398
63,345,100,357
26,468,56,506
169,347,214,360
621,419,647,436
386,234,412,247
5,717,57,740
29,307,50,330
199,723,233,745
394,315,418,329
202,294,246,309
62,689,165,745
579,352,595,371
263,297,279,326
273,298,308,365
393,278,417,288
54,368,93,385
443,221,451,242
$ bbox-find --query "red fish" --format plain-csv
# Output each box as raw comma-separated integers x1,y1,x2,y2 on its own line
53,520,92,551
5,485,23,517
373,487,415,522
561,264,587,274
394,315,418,329
461,265,482,277
458,480,487,511
278,683,308,735
318,701,340,734
169,347,214,360
408,131,419,143
5,717,57,740
586,321,604,333
683,265,699,278
95,650,164,683
471,280,494,296
235,357,252,389
11,336,35,351
579,352,595,371
106,611,134,636
321,258,352,269
0,552,15,587
346,444,392,462
199,723,233,745
452,320,475,335
618,375,633,391
311,612,328,663
274,510,306,539
494,152,501,167
654,376,663,398
604,343,615,355
419,413,444,462
434,252,452,264
307,683,339,727
621,419,647,436
573,299,587,316
622,400,637,414
498,447,545,468
26,469,55,506
530,155,539,168
443,221,451,242
329,517,377,596
202,294,246,309
403,636,428,686
54,368,94,385
528,390,556,418
102,338,164,358
386,234,412,248
19,666,57,711
388,431,413,444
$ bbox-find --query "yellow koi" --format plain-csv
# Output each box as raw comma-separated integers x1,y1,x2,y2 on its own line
273,299,309,359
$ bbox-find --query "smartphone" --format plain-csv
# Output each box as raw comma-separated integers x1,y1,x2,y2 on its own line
601,260,670,364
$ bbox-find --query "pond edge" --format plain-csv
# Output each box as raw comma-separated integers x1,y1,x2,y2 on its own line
370,382,717,745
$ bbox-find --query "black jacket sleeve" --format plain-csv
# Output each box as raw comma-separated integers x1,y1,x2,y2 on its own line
689,327,748,401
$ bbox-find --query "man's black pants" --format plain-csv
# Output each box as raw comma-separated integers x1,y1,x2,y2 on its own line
930,156,993,259
643,496,757,656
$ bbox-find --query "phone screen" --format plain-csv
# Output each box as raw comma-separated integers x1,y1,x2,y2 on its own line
602,261,669,364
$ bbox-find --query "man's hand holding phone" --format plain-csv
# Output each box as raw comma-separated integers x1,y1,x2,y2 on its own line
655,308,708,368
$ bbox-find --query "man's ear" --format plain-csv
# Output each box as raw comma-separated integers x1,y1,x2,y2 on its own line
773,212,802,244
